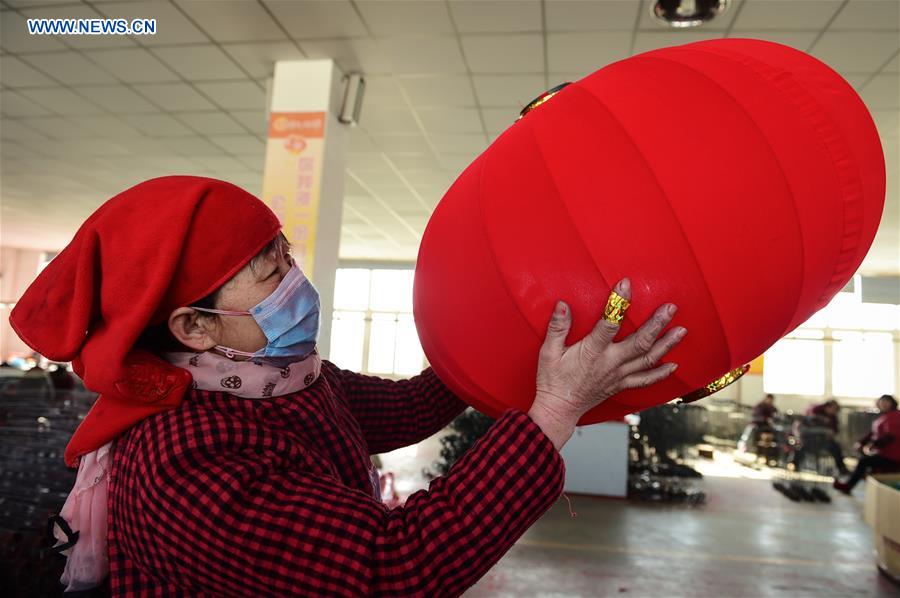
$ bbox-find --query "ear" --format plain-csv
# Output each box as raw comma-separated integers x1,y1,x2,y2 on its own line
168,307,219,352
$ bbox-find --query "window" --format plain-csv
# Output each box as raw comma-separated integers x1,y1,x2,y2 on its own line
762,276,899,398
832,331,895,397
763,329,826,396
329,267,426,377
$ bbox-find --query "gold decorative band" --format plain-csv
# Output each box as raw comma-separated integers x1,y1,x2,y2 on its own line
678,364,750,404
602,290,631,325
517,82,572,121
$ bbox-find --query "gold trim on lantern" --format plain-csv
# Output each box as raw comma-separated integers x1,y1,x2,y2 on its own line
602,290,631,325
678,364,750,404
517,82,572,121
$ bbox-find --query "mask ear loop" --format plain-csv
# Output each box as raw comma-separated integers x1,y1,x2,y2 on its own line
192,307,252,316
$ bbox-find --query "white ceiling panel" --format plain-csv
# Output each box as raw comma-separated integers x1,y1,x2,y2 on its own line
0,55,57,87
229,109,267,136
72,115,143,138
132,82,216,111
429,132,489,154
462,34,543,73
157,135,227,156
93,1,208,46
546,0,640,31
417,107,482,133
120,113,196,136
379,36,468,74
221,41,305,79
398,75,476,106
387,154,444,171
20,51,117,85
732,0,845,30
13,123,78,144
208,134,266,155
83,48,179,83
152,45,247,81
191,154,250,173
262,0,368,39
884,54,899,73
861,75,900,110
481,107,518,135
16,87,105,115
448,0,541,34
193,81,266,110
0,11,66,53
175,0,286,42
725,30,818,52
72,84,160,113
810,32,899,73
0,119,50,141
359,107,421,135
356,1,454,35
548,31,631,73
171,110,245,135
361,76,406,106
472,74,546,107
299,38,393,74
873,111,900,140
830,0,900,30
371,134,433,154
632,30,723,55
0,90,52,117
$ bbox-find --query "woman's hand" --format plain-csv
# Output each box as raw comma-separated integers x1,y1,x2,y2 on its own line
528,278,686,450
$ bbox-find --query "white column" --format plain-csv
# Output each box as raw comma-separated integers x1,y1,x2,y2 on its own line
263,60,349,360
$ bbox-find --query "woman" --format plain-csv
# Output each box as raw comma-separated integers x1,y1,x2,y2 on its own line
10,176,685,596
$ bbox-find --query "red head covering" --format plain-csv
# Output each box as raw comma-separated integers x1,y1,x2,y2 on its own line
9,176,281,466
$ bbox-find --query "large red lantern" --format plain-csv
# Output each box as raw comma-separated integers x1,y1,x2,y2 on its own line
413,38,886,424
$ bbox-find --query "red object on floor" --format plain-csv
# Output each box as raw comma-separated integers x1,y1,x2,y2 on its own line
413,38,885,424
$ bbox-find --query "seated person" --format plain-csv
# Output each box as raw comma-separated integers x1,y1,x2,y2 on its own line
834,395,900,493
802,399,848,476
738,394,777,453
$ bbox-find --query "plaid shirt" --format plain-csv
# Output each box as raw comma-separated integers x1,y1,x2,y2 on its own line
107,360,565,596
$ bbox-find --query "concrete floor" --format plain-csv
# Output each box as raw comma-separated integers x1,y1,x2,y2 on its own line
380,439,898,597
465,477,896,597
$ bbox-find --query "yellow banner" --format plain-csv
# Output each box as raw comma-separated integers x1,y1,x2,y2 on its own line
261,111,326,280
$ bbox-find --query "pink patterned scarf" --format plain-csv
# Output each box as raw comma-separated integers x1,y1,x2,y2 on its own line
54,349,322,591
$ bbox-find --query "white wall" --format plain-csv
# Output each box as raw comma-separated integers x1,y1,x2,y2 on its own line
0,246,45,359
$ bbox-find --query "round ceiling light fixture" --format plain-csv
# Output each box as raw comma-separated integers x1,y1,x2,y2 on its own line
651,0,731,28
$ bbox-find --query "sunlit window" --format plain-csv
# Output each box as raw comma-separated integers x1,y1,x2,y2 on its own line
763,276,899,398
329,267,426,377
763,329,826,396
832,331,895,397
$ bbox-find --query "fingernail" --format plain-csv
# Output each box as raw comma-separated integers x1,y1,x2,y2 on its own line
675,327,687,340
617,278,630,294
668,363,678,372
667,304,677,317
555,300,566,316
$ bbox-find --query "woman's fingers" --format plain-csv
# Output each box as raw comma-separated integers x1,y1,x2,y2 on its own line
619,326,687,376
619,362,678,390
540,300,572,362
582,278,631,355
614,302,677,363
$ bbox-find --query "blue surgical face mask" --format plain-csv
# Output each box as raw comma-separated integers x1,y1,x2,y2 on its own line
193,260,320,364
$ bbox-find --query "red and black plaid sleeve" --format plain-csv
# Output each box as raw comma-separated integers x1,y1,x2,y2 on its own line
111,406,564,597
325,360,469,454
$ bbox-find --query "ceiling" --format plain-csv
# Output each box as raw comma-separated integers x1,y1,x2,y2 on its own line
0,0,898,272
